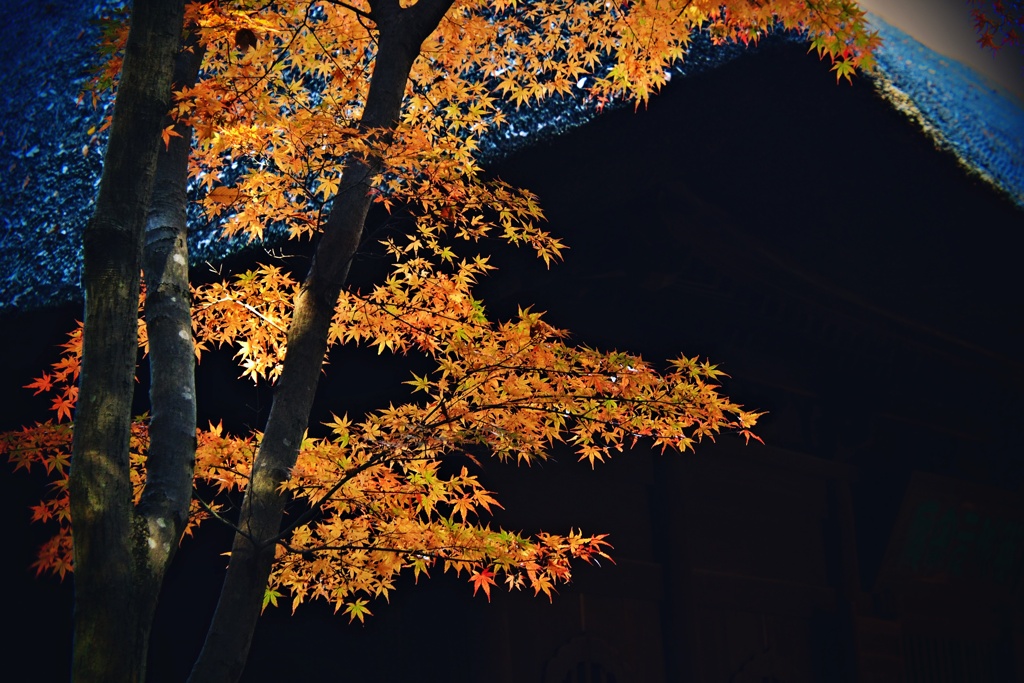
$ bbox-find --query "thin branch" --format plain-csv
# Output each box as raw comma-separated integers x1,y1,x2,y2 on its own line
322,0,375,22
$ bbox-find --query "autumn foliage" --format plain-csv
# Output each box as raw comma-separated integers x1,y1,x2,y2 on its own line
968,0,1023,54
4,0,874,631
6,281,759,616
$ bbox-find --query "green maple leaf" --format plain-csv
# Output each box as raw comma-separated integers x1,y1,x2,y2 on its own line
344,599,372,624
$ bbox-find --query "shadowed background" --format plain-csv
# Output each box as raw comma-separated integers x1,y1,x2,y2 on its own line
1,2,1022,681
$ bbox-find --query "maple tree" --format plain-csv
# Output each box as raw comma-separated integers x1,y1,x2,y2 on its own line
2,1,878,681
968,0,1023,54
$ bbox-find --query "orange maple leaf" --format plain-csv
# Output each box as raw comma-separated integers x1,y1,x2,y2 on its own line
24,373,54,396
51,395,75,422
160,124,182,151
469,567,497,601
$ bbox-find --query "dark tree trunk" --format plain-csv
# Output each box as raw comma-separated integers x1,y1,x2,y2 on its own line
68,1,186,680
135,30,206,664
187,2,455,682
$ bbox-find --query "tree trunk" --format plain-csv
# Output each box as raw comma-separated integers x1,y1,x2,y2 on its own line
140,37,203,564
135,31,206,666
187,2,454,682
68,1,185,681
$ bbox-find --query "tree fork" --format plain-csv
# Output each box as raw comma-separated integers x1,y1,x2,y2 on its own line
69,1,186,681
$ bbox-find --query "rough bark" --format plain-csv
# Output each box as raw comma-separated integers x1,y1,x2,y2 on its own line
187,2,455,682
68,1,186,682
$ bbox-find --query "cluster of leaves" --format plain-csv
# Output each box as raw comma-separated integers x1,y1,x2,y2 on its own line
6,0,874,619
0,315,232,579
968,0,1022,54
192,224,762,613
4,258,760,615
158,0,879,246
3,327,78,578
